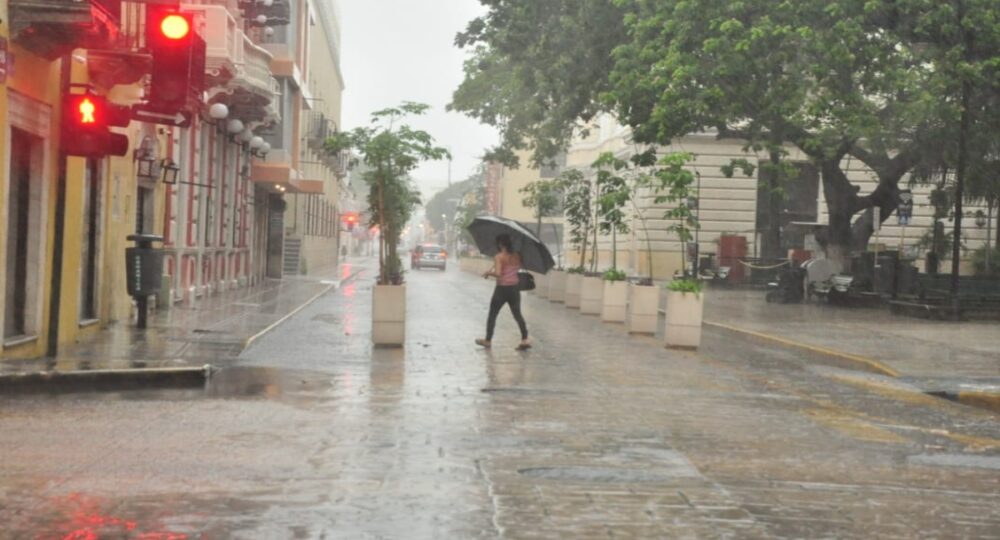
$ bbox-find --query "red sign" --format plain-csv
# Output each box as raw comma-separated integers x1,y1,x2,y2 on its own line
485,161,503,215
0,38,8,84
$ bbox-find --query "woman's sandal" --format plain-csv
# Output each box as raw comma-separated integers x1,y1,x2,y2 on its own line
515,341,532,351
475,338,492,348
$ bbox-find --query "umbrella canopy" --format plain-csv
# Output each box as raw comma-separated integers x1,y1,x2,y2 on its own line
467,215,555,274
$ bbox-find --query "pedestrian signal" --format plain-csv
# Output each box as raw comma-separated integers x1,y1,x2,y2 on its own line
61,93,130,158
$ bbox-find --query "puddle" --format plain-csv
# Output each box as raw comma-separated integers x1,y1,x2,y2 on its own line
518,466,685,483
481,387,574,395
908,453,1000,470
310,313,340,324
205,366,334,400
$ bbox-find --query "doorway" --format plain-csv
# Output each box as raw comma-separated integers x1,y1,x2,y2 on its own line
266,194,285,278
5,128,43,340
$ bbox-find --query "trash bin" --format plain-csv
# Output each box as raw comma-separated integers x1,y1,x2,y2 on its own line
125,234,164,328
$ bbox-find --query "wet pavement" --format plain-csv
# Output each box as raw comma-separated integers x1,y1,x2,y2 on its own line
0,260,370,376
1,263,998,538
704,289,1000,401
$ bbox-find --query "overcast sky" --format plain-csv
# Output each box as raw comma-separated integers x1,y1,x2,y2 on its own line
337,0,498,202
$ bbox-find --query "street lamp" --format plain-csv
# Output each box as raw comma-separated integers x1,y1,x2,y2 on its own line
975,209,991,274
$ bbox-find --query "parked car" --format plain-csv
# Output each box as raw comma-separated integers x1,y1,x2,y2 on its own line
411,244,447,271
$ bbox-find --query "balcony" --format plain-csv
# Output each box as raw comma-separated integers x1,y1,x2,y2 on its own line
180,4,240,87
9,0,120,59
306,110,334,151
187,3,279,124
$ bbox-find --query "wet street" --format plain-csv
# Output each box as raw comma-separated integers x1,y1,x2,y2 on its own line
2,265,999,539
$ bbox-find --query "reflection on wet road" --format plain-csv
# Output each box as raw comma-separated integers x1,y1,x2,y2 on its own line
1,265,998,538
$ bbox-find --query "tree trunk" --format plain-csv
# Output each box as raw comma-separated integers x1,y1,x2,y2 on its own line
761,150,784,260
377,174,386,284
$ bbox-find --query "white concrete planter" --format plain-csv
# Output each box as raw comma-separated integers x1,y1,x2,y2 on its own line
536,272,550,298
601,280,628,322
372,284,406,346
628,284,660,334
579,276,604,315
548,270,567,303
564,273,583,308
664,289,704,349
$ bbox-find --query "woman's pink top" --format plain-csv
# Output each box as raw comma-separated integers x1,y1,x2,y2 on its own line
497,253,521,286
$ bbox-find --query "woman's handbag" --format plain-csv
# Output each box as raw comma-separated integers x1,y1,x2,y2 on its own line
517,271,536,291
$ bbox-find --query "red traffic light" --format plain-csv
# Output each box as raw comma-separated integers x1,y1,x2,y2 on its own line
160,14,190,40
146,9,202,109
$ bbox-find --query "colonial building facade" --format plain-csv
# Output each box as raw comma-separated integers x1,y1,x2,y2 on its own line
0,0,345,360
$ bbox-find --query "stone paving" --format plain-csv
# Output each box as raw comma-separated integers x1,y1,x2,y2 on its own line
0,265,998,538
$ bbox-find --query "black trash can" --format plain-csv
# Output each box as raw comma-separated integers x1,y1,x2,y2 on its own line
125,234,164,328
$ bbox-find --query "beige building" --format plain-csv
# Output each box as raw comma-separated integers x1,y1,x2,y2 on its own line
495,150,566,265
566,114,994,279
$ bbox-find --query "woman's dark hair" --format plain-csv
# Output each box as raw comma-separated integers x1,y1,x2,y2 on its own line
495,234,513,253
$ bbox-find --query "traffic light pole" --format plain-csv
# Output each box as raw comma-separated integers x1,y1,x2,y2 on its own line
46,55,71,357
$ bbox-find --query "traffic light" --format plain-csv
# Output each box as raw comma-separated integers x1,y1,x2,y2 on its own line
61,93,130,158
147,8,203,109
342,212,359,231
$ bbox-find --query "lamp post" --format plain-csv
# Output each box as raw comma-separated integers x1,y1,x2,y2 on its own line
975,209,990,274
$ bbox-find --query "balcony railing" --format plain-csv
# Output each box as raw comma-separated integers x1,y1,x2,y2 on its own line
306,110,333,151
180,3,240,83
235,31,280,100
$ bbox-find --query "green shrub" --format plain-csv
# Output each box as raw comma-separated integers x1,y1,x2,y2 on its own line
665,278,703,294
566,266,586,274
602,268,627,282
971,246,1000,277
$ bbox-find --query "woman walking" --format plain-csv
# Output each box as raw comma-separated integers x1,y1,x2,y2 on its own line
476,234,531,350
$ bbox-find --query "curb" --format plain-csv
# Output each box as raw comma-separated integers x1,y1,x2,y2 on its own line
0,365,211,394
242,265,369,350
704,320,901,378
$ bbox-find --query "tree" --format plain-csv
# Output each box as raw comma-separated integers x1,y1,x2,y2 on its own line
325,103,449,284
450,1,627,167
453,0,1000,264
593,152,633,274
559,169,595,271
638,152,701,279
519,179,564,264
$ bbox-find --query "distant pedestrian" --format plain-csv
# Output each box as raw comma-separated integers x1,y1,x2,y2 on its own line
341,245,347,258
476,234,531,350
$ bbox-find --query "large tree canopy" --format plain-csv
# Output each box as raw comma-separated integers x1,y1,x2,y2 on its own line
452,0,1000,259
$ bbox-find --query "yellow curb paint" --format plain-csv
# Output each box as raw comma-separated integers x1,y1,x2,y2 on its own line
827,374,954,409
804,407,909,444
243,284,336,349
956,391,1000,413
704,321,900,378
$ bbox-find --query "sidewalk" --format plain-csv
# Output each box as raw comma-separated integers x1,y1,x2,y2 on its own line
703,289,1000,401
0,256,375,379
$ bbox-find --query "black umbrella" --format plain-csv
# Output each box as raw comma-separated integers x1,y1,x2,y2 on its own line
467,215,555,274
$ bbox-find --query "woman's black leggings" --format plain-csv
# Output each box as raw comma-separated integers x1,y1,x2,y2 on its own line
486,285,528,341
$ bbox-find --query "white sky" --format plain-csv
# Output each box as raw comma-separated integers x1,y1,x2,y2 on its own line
337,0,498,201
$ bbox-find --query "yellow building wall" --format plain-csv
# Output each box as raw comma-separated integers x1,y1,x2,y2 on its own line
1,44,63,359
1,42,150,359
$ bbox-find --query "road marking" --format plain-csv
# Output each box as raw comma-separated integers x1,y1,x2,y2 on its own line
242,266,369,349
703,320,900,377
